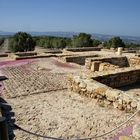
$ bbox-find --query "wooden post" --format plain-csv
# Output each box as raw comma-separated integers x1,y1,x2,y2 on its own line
0,117,9,140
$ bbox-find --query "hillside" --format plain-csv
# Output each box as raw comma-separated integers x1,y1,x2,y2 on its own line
0,31,140,43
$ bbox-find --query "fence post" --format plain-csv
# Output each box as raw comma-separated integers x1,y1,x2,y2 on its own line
0,117,9,140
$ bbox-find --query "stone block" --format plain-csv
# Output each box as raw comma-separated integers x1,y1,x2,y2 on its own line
105,89,120,101
131,101,137,108
79,81,87,88
95,87,107,96
74,76,82,84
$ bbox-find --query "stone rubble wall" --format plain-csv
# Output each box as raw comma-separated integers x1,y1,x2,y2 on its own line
90,61,120,72
67,75,140,112
99,62,120,71
129,57,140,67
62,54,98,65
85,56,129,71
91,66,140,88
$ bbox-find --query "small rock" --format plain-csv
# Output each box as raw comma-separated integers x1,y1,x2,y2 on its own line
113,101,119,108
79,81,87,88
105,89,120,101
131,101,137,108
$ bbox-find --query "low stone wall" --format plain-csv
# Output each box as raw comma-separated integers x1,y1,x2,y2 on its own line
0,53,8,57
67,75,140,112
101,48,116,52
63,47,101,52
85,56,129,70
99,62,119,71
129,57,140,67
44,50,62,54
91,66,140,88
62,54,98,65
15,54,57,60
89,61,120,72
15,52,37,57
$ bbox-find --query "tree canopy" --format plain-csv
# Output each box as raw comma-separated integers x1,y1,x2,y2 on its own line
71,33,93,47
35,36,67,49
8,32,36,52
103,37,125,48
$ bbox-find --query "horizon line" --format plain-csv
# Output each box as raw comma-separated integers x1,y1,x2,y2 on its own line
0,30,140,38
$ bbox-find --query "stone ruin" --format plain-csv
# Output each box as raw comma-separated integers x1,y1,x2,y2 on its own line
67,55,140,112
0,47,140,113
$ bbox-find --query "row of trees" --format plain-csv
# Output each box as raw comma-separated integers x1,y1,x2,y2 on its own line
103,37,140,49
8,32,140,52
35,33,102,49
35,36,68,49
0,38,5,46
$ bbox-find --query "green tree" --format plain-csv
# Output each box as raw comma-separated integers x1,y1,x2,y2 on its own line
92,39,102,47
71,33,93,47
103,37,125,48
8,32,36,52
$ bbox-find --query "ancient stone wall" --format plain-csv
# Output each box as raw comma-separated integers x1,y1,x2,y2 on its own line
129,57,140,67
0,53,8,57
67,75,139,112
63,47,101,52
91,66,140,88
85,56,129,71
62,54,98,65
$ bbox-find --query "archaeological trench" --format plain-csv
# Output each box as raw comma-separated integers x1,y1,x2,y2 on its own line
0,48,140,139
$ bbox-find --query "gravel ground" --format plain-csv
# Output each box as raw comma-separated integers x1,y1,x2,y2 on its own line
7,90,135,140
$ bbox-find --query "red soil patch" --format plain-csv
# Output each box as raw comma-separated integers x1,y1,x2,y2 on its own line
0,59,35,69
53,60,77,69
107,126,133,140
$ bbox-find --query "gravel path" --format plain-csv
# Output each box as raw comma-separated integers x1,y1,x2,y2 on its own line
7,90,134,140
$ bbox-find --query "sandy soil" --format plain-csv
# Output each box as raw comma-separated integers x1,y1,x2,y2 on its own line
7,90,135,140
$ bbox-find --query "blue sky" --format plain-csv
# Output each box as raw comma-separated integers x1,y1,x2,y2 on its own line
0,0,140,36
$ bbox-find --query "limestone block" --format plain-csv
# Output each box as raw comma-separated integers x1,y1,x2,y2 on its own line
137,102,140,110
79,81,87,88
104,100,111,106
99,63,106,71
105,89,120,101
95,87,107,96
85,58,91,69
131,101,137,108
133,124,140,140
121,95,132,104
86,84,94,93
74,76,82,84
113,101,119,108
